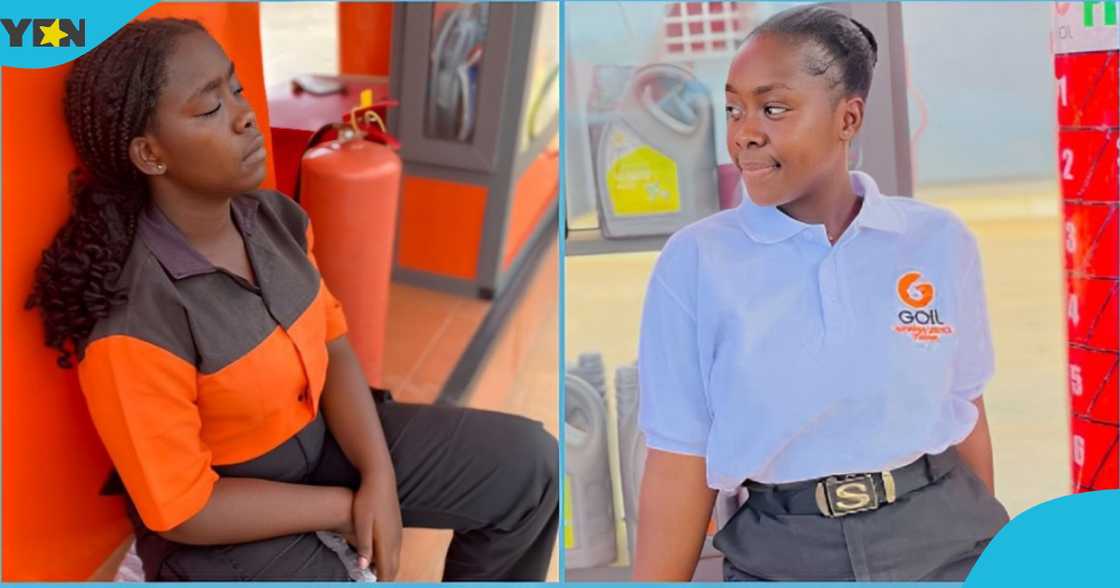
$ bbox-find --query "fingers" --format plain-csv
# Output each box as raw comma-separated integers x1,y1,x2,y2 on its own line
355,512,374,571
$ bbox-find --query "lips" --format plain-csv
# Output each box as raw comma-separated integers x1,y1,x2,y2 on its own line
739,157,780,177
242,134,265,161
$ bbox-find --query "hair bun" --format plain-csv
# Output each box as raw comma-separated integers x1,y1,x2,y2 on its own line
849,17,878,64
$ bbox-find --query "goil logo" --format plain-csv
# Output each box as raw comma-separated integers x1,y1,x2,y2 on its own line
893,271,953,343
896,271,935,308
2,18,86,48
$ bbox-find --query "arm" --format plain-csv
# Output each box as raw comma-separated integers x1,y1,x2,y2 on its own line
160,479,353,545
320,334,394,484
632,449,717,581
160,336,385,546
78,336,360,546
954,396,995,494
140,341,399,559
319,334,401,579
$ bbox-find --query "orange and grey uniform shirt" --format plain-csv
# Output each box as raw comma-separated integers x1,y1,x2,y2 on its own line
77,189,348,532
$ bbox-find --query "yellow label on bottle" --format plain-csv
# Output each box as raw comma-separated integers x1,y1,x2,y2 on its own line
564,475,575,549
606,145,681,216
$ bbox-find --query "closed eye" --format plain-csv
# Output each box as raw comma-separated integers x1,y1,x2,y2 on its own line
200,87,244,117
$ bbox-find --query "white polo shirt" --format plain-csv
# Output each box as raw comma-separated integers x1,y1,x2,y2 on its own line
637,170,994,490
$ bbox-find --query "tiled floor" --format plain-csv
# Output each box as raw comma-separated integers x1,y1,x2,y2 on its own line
565,180,1071,574
380,282,490,404
391,241,561,582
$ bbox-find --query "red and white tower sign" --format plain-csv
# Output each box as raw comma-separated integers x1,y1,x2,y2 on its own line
1053,0,1119,492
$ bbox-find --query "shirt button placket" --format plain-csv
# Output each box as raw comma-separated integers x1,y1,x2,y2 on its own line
820,255,843,341
262,298,313,406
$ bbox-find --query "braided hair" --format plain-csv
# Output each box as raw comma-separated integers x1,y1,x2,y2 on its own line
26,18,206,368
748,5,879,101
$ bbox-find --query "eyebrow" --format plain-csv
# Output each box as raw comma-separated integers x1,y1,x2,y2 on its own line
191,61,236,101
725,82,793,96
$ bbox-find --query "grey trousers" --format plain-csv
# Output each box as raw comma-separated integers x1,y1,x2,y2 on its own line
714,449,1010,581
127,392,559,581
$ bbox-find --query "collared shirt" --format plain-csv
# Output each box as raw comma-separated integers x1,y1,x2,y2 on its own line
637,171,994,490
77,189,348,531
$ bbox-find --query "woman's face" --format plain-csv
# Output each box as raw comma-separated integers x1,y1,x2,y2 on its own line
724,33,858,207
139,31,266,197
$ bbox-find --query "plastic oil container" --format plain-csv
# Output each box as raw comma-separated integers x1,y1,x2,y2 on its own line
595,63,719,238
564,372,618,570
614,362,646,562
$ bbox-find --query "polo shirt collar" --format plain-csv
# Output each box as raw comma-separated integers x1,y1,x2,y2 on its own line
138,194,260,280
736,170,905,244
849,170,906,234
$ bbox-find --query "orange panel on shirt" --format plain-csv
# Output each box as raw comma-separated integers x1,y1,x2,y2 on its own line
78,336,219,533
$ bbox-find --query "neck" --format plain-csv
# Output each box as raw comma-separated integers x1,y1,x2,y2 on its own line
150,184,236,248
778,168,861,240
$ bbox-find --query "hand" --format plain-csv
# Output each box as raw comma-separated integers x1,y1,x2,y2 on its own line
350,472,402,580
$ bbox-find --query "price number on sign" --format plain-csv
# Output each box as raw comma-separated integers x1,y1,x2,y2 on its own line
1070,364,1084,396
1062,148,1075,181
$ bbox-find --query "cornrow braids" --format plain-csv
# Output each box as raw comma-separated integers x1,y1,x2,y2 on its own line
748,5,879,101
26,17,206,368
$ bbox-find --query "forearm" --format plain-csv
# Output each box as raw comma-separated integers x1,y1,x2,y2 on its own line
954,397,995,494
633,449,717,581
161,477,352,545
320,335,393,480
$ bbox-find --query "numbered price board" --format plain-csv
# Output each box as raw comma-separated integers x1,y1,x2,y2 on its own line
1053,1,1119,492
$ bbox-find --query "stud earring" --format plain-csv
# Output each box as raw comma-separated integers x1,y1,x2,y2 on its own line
155,162,165,172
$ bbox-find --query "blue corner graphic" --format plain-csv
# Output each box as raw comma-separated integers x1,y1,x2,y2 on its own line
966,489,1120,585
0,1,157,69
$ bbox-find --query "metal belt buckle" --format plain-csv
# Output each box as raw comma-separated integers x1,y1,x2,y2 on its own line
815,474,880,517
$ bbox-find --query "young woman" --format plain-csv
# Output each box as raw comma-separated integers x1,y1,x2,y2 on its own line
633,6,1009,582
27,18,557,581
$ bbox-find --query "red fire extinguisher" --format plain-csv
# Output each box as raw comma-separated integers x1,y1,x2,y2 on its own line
296,91,401,388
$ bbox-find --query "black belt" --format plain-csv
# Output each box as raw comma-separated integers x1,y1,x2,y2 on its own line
742,448,958,518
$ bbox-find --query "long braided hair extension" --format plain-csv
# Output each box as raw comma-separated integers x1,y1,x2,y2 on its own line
26,18,205,369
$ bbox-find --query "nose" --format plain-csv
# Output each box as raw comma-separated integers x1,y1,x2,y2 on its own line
233,101,257,134
732,114,766,151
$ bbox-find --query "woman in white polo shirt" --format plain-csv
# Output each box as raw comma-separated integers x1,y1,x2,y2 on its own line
633,5,1009,582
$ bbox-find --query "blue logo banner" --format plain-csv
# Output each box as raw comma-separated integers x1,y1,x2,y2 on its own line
0,0,156,68
966,489,1120,584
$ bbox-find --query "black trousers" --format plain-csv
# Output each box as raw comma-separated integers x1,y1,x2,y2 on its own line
715,448,1009,581
128,391,559,581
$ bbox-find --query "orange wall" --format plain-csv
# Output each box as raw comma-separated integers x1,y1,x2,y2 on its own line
396,176,487,280
338,2,394,76
2,3,275,580
503,146,559,270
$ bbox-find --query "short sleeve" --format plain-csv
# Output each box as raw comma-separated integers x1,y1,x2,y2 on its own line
637,268,711,457
951,235,995,399
304,219,349,342
78,336,218,531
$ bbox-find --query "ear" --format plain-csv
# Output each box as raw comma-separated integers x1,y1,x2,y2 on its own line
129,135,167,176
838,96,865,142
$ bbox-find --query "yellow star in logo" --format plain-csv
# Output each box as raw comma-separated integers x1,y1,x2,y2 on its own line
38,19,69,47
